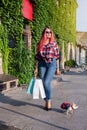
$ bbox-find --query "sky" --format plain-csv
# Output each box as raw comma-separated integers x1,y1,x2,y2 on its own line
76,0,87,32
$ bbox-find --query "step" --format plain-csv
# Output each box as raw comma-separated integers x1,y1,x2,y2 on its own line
0,74,18,92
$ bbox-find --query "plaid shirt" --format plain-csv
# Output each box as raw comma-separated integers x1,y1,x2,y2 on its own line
35,42,59,63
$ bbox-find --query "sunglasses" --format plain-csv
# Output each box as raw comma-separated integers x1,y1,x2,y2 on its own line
45,31,52,34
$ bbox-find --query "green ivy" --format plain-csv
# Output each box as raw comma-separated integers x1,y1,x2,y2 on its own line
31,0,77,52
0,0,34,85
0,25,9,74
0,0,77,85
8,44,35,85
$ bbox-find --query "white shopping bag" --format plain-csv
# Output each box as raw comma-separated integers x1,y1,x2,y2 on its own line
33,79,39,99
33,78,46,99
39,79,46,98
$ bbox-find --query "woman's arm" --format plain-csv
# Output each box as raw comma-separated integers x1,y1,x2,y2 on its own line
34,60,38,77
56,59,59,70
55,59,60,75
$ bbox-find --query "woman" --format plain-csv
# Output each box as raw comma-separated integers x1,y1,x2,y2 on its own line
34,26,60,111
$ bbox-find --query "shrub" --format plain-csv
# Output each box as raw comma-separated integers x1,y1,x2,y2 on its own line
64,60,76,67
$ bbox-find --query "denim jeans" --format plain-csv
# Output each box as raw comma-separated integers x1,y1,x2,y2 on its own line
38,59,56,101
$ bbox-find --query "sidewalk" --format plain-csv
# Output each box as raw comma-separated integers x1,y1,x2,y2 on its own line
0,68,87,130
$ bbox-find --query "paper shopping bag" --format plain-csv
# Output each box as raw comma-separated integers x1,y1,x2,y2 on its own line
33,78,46,99
33,79,40,99
27,77,35,94
39,79,46,99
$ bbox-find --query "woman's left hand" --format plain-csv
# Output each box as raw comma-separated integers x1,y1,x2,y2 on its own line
55,69,60,75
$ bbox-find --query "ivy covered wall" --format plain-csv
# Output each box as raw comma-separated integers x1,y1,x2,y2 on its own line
0,0,34,85
57,0,77,44
0,0,77,84
31,0,77,46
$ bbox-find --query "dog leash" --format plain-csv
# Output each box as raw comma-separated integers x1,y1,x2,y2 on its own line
57,76,72,110
57,76,79,110
57,76,68,102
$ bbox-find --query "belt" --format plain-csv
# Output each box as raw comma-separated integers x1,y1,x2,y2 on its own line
41,58,54,63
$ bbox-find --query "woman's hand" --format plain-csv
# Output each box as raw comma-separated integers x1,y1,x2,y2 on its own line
34,60,38,77
55,69,60,75
34,67,38,77
55,60,60,75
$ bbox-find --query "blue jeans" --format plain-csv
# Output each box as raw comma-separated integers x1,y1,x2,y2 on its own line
38,59,56,101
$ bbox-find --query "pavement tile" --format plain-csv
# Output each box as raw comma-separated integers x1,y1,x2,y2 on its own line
0,69,87,130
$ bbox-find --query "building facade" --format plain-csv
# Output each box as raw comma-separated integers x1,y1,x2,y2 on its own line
76,32,87,66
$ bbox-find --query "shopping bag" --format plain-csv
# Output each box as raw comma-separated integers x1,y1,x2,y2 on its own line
27,77,35,94
33,78,46,99
33,78,40,99
39,79,46,99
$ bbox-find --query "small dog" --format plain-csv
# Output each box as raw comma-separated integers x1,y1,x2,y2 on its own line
60,102,78,115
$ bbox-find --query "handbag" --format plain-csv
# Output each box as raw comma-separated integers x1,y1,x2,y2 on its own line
33,78,46,99
27,77,35,94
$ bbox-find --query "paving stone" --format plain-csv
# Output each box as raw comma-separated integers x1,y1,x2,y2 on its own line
0,69,87,130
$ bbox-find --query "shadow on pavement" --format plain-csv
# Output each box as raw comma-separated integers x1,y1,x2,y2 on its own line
0,92,43,108
0,106,70,130
64,70,87,76
0,121,20,130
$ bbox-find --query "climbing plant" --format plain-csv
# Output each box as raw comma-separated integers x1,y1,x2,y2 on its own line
0,0,34,85
30,0,77,53
0,0,77,84
0,25,9,74
30,0,60,53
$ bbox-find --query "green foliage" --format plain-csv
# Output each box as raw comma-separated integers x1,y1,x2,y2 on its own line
0,25,9,74
0,0,34,84
31,0,77,53
8,43,34,85
0,0,23,34
56,0,77,45
31,0,60,51
64,60,76,67
0,0,77,84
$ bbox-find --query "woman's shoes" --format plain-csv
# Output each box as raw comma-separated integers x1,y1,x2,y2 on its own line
44,100,52,111
44,107,52,111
